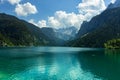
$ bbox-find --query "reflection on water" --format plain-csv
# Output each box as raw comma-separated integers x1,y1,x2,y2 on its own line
0,47,119,80
77,49,120,80
105,49,120,63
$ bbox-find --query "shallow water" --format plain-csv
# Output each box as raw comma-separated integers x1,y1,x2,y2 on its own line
0,47,120,80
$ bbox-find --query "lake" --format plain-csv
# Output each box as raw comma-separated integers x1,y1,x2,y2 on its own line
0,47,120,80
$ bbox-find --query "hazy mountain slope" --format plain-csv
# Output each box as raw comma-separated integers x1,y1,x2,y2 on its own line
0,13,51,46
55,27,77,40
77,0,120,38
41,27,65,46
69,7,120,47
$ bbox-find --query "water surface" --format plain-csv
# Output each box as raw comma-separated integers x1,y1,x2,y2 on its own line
0,47,120,80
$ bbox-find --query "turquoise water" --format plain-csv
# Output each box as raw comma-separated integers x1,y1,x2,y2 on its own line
0,47,120,80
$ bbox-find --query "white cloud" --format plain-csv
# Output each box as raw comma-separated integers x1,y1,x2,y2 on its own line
29,11,85,29
30,0,106,30
29,19,38,26
111,0,116,3
15,2,38,16
8,0,21,5
38,20,47,27
77,0,106,21
7,0,38,16
29,19,47,28
48,17,61,28
49,11,85,29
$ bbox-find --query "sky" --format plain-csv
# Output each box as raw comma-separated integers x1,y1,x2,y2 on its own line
0,0,116,30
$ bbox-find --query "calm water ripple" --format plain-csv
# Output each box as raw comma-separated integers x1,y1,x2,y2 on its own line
0,47,119,80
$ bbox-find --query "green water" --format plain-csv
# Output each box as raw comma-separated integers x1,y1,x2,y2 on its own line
0,47,120,80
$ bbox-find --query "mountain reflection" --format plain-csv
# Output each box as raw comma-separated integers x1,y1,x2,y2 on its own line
0,47,119,80
76,49,120,80
0,49,99,80
5,52,99,80
105,49,120,63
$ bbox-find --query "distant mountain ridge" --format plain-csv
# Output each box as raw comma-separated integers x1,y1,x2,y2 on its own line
55,27,77,40
0,13,60,46
41,27,65,45
69,7,120,47
77,0,120,38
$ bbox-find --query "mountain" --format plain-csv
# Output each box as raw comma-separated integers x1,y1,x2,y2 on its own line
41,27,65,46
69,7,120,47
0,13,54,46
77,0,120,38
41,27,56,40
108,0,120,9
55,27,77,41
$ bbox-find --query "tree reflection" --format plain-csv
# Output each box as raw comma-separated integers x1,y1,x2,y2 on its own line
105,49,120,64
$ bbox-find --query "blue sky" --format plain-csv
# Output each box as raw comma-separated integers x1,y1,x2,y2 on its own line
0,0,81,20
0,0,114,29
